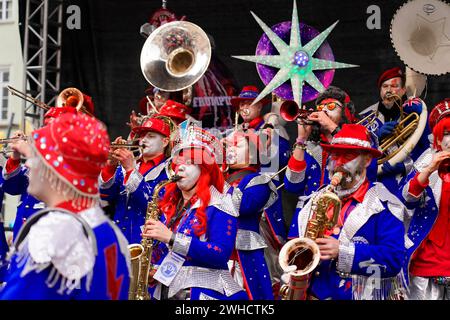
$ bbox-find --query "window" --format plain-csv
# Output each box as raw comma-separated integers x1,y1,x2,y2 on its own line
0,0,12,21
0,69,10,120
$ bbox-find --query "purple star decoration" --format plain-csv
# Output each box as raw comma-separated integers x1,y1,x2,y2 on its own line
256,21,335,103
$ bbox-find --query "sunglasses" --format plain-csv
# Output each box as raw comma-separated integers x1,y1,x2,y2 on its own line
316,101,343,112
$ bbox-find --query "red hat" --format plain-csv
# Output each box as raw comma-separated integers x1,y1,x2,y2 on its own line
31,113,110,199
132,116,171,137
230,86,271,110
429,98,450,130
377,67,404,88
82,94,95,115
159,100,192,124
321,124,382,158
44,106,77,120
139,96,153,115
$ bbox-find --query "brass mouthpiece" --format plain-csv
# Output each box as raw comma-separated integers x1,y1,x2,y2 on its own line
171,174,182,182
330,172,344,187
240,108,250,116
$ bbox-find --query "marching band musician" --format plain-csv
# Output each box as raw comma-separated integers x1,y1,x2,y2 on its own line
359,67,430,193
99,115,173,244
0,113,131,299
399,99,450,300
142,125,247,300
230,85,289,293
223,128,278,300
284,86,357,239
2,108,77,241
285,124,406,300
3,131,45,241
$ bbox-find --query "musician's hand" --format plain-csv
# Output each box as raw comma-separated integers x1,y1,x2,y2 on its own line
114,148,136,172
148,268,158,286
316,236,339,261
308,112,337,134
425,151,450,174
377,121,397,140
126,110,140,129
107,136,126,167
142,219,172,244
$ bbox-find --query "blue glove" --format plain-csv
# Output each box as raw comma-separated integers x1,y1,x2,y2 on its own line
402,99,422,115
381,162,406,176
377,121,397,140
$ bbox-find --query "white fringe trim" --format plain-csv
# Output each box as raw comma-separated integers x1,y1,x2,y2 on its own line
14,240,93,295
351,272,407,300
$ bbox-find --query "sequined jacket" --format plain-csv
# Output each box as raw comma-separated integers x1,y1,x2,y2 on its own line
2,164,45,238
0,207,131,300
99,160,169,244
359,103,430,194
398,148,442,284
237,117,290,241
292,182,406,300
227,172,278,251
284,142,330,239
152,186,245,300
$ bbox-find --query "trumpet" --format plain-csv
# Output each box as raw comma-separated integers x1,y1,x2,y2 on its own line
279,100,315,124
7,86,50,111
57,88,94,117
109,140,143,160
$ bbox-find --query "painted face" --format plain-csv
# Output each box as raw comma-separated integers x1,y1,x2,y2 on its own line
139,131,166,158
154,90,170,110
239,101,262,123
328,151,368,189
25,154,46,201
173,156,201,191
442,130,450,152
225,134,254,169
317,98,343,125
380,77,406,108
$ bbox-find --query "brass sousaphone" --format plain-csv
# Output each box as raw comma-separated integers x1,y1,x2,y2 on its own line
376,0,450,173
140,20,212,92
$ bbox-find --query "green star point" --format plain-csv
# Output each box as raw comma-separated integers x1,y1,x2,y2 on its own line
234,1,358,106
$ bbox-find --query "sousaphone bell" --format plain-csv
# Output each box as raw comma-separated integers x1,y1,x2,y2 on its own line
140,20,212,92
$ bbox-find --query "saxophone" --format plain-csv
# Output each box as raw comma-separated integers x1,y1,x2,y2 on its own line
128,173,181,300
278,172,343,300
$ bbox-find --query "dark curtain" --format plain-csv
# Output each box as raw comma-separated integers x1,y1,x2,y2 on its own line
19,0,449,138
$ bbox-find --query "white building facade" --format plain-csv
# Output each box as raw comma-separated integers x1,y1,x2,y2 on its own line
0,0,25,234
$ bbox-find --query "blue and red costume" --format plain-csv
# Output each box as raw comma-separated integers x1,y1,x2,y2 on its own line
2,159,44,239
0,205,131,300
152,186,247,300
226,167,278,300
99,155,169,244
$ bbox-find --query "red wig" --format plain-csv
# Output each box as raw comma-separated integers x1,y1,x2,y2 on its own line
160,148,224,236
433,117,450,151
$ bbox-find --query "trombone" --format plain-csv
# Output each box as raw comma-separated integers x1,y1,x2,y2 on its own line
7,86,50,111
0,136,28,144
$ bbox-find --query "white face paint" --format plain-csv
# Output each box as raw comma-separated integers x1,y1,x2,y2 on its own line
442,132,450,152
239,101,262,123
139,132,166,158
176,163,201,191
25,155,46,201
225,134,252,169
328,154,367,189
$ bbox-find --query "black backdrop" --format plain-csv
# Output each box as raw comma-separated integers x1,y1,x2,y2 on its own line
21,0,450,138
